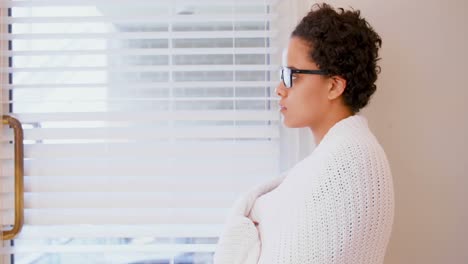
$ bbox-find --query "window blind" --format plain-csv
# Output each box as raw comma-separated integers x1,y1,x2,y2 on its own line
0,0,282,263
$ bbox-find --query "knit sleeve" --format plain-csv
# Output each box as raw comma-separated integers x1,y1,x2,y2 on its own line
213,173,288,264
213,215,261,264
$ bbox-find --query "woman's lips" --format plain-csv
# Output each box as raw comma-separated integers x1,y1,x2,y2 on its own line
280,104,287,111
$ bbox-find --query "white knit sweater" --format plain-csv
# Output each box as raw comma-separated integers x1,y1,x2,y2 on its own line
213,115,394,264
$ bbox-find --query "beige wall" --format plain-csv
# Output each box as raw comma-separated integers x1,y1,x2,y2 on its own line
298,0,468,263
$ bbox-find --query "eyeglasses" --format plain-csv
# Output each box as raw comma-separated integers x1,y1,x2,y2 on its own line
280,66,328,88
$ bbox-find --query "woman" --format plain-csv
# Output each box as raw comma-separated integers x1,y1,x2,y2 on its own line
214,3,394,264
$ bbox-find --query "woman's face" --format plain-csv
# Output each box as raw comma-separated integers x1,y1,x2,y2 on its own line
276,37,332,129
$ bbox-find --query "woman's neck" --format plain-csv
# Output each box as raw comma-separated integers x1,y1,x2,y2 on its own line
310,108,354,146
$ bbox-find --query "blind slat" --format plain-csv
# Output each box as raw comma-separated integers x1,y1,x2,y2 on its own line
6,14,276,24
6,0,277,7
2,208,228,225
1,30,278,40
4,64,279,73
0,244,217,254
1,141,279,159
10,110,279,122
2,126,280,141
5,81,278,90
0,176,271,192
6,47,278,56
16,224,224,238
0,192,238,209
4,97,280,104
1,158,277,177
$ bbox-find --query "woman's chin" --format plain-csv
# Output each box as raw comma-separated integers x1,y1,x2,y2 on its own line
281,117,299,128
281,116,308,128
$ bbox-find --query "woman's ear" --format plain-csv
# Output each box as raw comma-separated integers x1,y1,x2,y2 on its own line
327,76,347,100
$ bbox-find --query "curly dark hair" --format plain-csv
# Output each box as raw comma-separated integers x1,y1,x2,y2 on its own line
291,3,382,113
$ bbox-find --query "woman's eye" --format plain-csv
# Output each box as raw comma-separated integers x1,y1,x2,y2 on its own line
291,74,298,80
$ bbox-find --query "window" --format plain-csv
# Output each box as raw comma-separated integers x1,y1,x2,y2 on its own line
0,0,295,263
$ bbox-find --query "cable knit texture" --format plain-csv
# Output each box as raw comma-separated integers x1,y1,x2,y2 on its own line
214,115,395,264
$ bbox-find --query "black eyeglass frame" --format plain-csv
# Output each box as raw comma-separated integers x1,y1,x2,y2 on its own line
280,66,328,88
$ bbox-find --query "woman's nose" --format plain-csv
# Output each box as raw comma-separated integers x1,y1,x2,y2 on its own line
275,82,287,97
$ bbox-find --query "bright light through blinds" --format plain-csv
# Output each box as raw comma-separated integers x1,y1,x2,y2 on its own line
1,0,281,263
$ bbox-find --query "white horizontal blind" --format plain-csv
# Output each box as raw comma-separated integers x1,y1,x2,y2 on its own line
0,0,282,263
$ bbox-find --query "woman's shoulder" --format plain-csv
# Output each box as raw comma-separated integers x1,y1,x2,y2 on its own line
328,129,389,168
317,115,387,159
295,123,390,181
